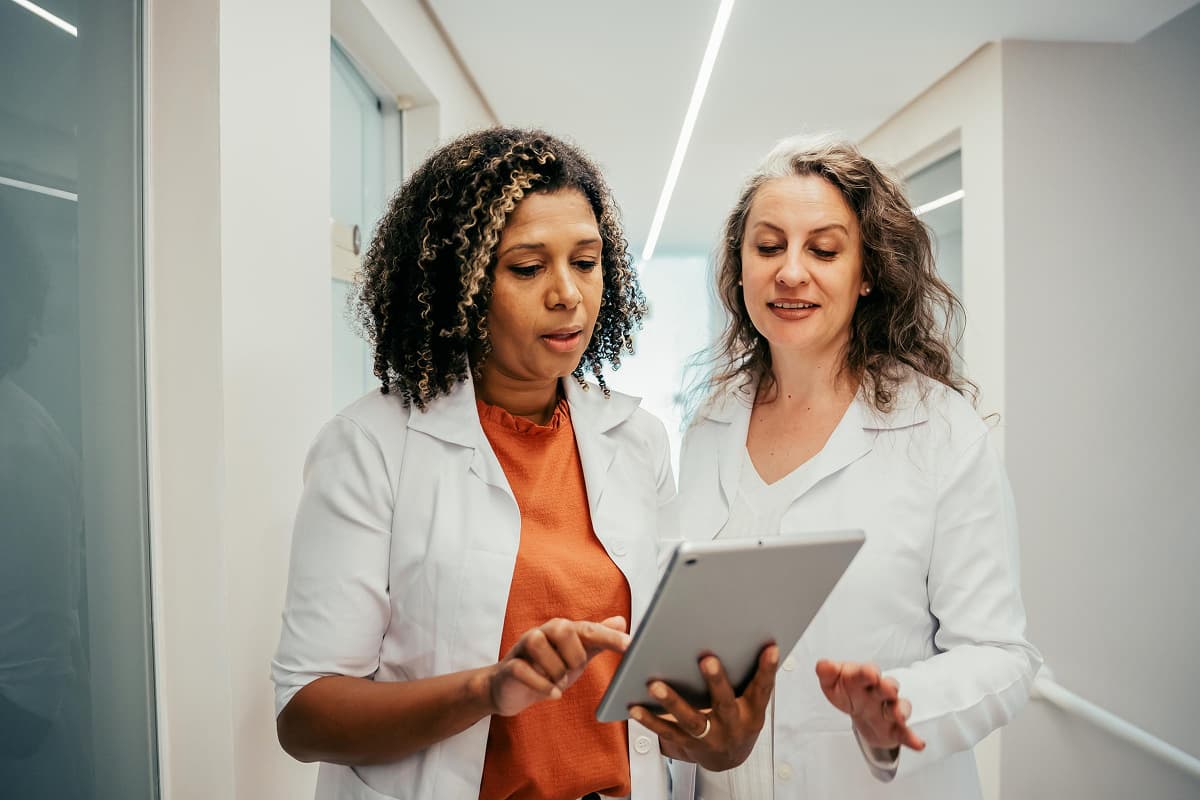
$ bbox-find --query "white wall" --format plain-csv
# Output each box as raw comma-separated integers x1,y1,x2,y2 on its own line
337,0,496,168
218,1,334,797
146,0,237,795
859,45,1008,799
146,1,494,798
147,0,331,797
998,8,1200,797
862,44,1008,429
862,8,1200,797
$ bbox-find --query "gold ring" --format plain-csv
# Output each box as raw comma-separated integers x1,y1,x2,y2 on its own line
691,716,712,740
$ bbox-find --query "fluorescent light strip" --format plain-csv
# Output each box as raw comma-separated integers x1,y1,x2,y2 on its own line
913,188,964,217
0,174,79,202
641,0,737,263
10,0,77,37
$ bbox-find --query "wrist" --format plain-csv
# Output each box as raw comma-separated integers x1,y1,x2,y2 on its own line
465,666,498,717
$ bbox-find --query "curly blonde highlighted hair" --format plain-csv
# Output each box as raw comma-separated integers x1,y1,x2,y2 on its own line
356,127,645,408
703,133,973,412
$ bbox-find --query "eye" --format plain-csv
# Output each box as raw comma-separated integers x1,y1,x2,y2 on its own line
811,248,838,260
509,264,541,278
756,244,784,255
573,259,598,271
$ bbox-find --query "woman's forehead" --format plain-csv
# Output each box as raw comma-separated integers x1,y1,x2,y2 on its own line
745,176,857,239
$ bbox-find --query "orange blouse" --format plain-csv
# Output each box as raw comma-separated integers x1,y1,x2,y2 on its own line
476,395,632,800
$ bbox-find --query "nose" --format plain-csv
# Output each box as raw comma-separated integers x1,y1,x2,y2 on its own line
776,248,811,287
546,262,583,309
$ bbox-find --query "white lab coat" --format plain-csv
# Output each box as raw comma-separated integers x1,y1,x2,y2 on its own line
272,375,677,800
671,372,1041,800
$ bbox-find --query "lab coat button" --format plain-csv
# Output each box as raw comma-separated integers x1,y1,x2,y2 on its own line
634,735,652,754
612,543,628,557
777,762,793,781
782,657,796,671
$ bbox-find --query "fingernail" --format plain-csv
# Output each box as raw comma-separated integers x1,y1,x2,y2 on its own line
767,646,780,667
704,658,719,676
650,682,667,700
550,687,562,700
630,707,645,722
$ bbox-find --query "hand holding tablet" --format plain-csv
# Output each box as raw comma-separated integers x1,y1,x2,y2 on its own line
630,642,781,770
594,531,865,768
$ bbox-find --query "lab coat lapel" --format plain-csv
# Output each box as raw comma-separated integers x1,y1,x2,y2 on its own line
403,372,512,495
716,400,751,521
707,386,876,513
782,398,875,501
564,378,638,521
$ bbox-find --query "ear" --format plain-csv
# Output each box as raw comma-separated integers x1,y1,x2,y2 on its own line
860,283,872,297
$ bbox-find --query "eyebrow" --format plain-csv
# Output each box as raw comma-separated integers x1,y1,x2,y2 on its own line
750,221,849,236
497,237,602,259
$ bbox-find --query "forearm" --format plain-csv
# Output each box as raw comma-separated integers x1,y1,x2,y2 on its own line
276,667,496,766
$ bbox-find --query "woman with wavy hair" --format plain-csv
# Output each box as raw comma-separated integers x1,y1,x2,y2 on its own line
271,127,772,800
658,135,1040,799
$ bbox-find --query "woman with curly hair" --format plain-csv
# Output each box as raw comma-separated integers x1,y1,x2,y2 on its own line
271,127,773,800
660,135,1041,800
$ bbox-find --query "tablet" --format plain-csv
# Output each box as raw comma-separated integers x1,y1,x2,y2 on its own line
595,530,865,722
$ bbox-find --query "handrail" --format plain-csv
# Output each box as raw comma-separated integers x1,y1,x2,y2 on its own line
1032,669,1200,780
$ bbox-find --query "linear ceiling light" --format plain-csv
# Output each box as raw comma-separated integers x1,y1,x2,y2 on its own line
0,175,78,202
913,189,964,217
641,0,737,263
10,0,77,36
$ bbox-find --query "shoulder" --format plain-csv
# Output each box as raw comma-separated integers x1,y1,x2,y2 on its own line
682,383,749,448
302,388,415,482
594,382,671,451
874,372,991,474
569,379,671,468
689,381,751,428
329,387,413,448
626,404,668,443
911,374,989,448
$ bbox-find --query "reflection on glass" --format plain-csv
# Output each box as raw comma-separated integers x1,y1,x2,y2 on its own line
0,193,92,798
908,151,964,301
1,0,156,797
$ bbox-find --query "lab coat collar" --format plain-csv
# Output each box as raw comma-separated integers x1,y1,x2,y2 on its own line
565,376,642,518
404,370,485,449
856,374,931,431
405,370,642,512
698,371,931,431
700,372,930,515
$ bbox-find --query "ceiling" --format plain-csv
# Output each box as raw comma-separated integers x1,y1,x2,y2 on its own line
427,0,1197,257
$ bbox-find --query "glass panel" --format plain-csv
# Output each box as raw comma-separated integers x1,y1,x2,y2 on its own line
908,151,964,302
0,1,157,798
331,42,390,409
616,255,719,475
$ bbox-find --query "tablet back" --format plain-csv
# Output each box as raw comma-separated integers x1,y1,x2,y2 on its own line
595,530,865,722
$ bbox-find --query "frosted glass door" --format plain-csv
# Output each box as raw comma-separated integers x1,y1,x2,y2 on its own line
0,1,158,798
331,42,387,411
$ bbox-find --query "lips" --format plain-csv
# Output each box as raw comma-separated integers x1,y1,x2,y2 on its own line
542,327,582,339
540,328,584,352
766,300,820,321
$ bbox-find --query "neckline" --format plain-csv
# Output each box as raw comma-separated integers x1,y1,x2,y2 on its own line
476,394,571,436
